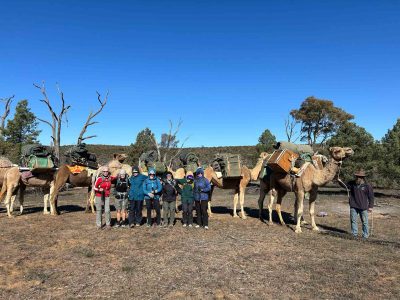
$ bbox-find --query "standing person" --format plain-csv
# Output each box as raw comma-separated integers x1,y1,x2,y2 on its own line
94,167,115,229
143,168,162,227
113,169,130,227
340,169,374,239
194,167,211,229
128,166,147,227
161,171,178,227
176,174,195,227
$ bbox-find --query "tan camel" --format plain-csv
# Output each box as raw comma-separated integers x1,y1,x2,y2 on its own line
49,153,131,215
203,152,269,219
267,147,354,233
0,166,56,217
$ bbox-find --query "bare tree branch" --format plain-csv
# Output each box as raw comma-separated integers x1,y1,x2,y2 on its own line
0,95,15,138
77,91,109,144
285,114,300,143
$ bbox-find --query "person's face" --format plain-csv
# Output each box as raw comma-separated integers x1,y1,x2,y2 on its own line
166,174,172,180
103,170,109,176
355,176,364,184
133,172,138,177
197,173,203,178
149,174,155,179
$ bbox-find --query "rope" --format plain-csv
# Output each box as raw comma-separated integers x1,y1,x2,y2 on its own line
336,159,350,199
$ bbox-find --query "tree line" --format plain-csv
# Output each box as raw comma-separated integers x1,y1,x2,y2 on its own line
1,92,399,188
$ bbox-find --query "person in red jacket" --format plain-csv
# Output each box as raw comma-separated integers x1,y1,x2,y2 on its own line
94,167,116,229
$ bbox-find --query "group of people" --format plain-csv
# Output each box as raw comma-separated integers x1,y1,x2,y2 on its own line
93,166,211,230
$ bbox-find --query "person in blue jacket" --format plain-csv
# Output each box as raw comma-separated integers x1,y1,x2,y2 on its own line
128,166,147,227
143,168,163,227
194,167,211,229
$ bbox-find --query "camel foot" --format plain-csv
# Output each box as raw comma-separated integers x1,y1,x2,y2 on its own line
295,227,302,234
84,208,91,214
280,221,286,226
268,221,274,226
312,226,320,232
43,210,50,215
233,214,239,218
240,212,247,220
301,220,308,225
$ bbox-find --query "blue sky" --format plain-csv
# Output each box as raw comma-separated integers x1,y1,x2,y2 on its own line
1,0,399,146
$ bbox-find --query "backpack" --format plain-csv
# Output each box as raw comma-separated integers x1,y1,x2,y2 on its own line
114,176,129,195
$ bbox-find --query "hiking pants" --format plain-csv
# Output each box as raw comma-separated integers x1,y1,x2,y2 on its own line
182,202,193,225
163,200,176,225
95,196,111,227
146,199,161,225
195,200,208,227
350,207,369,238
129,200,143,225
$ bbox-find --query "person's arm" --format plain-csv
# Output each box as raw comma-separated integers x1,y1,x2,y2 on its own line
94,177,102,192
201,179,211,193
143,180,151,196
155,179,163,194
368,184,374,210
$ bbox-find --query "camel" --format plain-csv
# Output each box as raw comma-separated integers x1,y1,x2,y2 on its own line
202,152,269,219
0,157,18,211
263,147,354,233
0,166,56,217
49,153,131,215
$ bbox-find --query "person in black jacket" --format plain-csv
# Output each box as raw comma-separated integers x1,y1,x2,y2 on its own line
161,171,178,227
340,169,374,238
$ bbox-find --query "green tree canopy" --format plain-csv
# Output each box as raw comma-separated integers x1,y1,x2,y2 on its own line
291,96,354,146
327,122,378,184
256,129,276,153
379,118,400,187
127,128,156,165
4,99,40,145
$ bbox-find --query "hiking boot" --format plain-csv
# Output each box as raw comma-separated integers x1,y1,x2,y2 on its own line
146,224,151,228
129,224,134,228
204,226,209,230
168,224,173,228
121,223,127,228
195,225,200,228
114,223,120,228
135,224,141,227
188,224,193,228
182,224,187,228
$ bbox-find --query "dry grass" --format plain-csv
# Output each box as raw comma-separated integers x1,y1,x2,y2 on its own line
0,186,399,299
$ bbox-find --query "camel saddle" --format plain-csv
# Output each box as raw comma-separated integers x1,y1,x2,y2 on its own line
67,165,88,174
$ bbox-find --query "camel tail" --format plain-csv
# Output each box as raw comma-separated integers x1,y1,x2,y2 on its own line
0,171,8,202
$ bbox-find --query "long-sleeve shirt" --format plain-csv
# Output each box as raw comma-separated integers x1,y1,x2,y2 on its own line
344,180,374,210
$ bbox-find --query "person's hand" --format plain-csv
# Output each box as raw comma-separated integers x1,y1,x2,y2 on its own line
148,193,154,198
99,188,104,192
368,208,373,212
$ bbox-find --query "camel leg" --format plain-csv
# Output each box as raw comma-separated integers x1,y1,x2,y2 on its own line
239,188,247,219
276,189,287,226
207,185,214,217
309,189,319,231
258,185,267,221
18,185,25,215
267,189,276,225
50,171,69,215
5,187,17,218
295,191,305,233
233,190,239,218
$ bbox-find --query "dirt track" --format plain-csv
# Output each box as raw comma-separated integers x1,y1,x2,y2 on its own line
0,186,399,299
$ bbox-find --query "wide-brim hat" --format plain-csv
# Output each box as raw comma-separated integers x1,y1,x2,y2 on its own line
354,169,366,177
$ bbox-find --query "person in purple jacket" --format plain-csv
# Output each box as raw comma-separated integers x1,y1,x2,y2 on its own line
340,169,374,239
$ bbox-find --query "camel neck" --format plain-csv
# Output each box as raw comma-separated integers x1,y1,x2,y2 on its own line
250,158,264,181
312,158,341,186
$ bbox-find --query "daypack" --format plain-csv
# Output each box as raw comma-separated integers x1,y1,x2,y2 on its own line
115,176,129,193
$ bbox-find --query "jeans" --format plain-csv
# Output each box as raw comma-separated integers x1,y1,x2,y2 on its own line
182,202,193,225
350,207,369,238
146,199,161,225
163,201,176,225
129,200,143,225
95,196,111,227
195,200,208,227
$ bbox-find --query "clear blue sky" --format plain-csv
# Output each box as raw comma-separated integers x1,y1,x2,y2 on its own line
1,0,399,147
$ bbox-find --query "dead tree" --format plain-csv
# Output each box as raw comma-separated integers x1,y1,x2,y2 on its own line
0,95,14,139
285,114,300,143
150,119,189,168
34,82,70,165
77,91,109,145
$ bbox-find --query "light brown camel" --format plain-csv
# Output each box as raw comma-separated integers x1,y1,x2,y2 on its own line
267,146,354,233
0,166,56,217
204,152,269,219
49,153,131,215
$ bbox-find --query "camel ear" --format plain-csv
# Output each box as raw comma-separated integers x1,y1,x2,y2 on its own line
329,147,333,152
113,153,118,159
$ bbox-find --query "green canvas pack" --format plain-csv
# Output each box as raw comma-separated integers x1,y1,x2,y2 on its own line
27,155,54,169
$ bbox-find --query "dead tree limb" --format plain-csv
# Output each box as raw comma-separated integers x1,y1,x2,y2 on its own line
285,114,300,143
34,81,70,164
0,95,15,138
77,91,108,144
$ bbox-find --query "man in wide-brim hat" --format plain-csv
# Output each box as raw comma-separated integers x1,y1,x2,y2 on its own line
340,169,374,238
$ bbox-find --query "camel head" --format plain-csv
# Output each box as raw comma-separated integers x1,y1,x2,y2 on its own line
113,153,128,163
328,147,354,162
